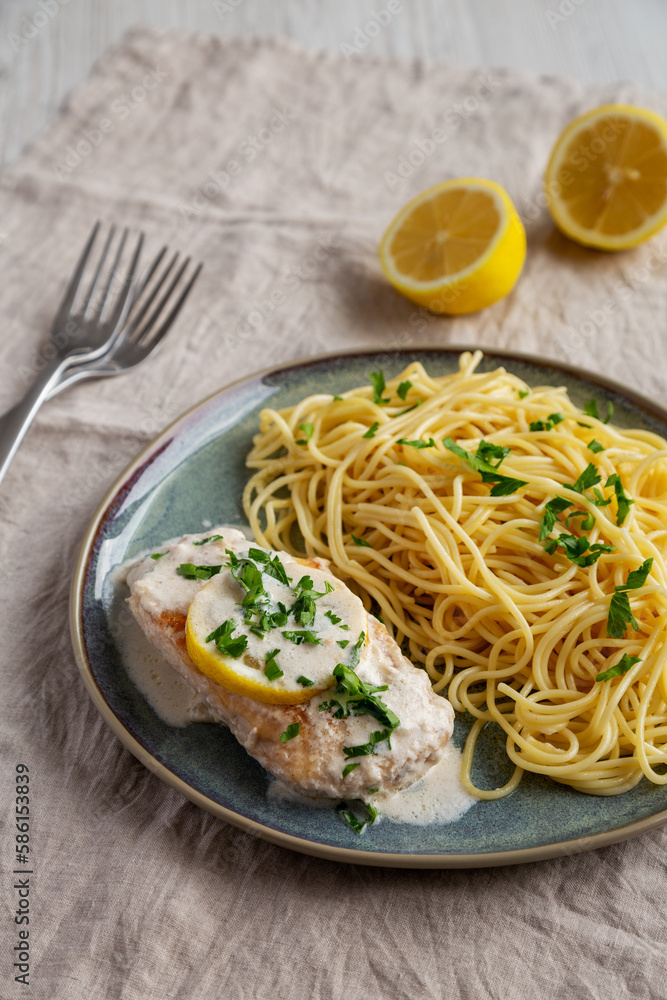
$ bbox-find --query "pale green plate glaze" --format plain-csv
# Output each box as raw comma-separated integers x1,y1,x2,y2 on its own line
70,347,667,867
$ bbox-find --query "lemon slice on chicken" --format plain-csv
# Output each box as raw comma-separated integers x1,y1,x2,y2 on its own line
185,562,368,704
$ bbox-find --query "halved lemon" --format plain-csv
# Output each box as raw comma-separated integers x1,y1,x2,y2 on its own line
545,103,667,250
378,178,526,315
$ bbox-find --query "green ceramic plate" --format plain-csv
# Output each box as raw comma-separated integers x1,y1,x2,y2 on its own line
70,346,667,867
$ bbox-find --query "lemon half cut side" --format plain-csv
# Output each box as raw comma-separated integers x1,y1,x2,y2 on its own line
545,103,667,251
378,177,527,315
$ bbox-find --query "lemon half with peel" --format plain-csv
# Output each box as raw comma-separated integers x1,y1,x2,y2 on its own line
545,103,667,250
378,178,526,315
186,562,368,704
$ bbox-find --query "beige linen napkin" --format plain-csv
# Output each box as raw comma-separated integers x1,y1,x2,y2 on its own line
1,28,666,1000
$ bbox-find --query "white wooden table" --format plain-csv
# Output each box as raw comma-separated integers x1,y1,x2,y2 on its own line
1,0,666,169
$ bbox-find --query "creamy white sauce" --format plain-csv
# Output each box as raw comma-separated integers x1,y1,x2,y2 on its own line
112,523,254,588
112,524,254,725
114,613,216,727
267,741,477,826
375,742,477,825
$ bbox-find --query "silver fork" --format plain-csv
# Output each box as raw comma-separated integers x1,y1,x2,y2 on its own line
48,248,202,398
0,224,202,487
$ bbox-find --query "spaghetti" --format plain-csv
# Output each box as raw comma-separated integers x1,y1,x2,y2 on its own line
243,352,667,798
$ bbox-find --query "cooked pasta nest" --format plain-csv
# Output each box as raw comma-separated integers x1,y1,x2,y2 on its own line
243,351,667,798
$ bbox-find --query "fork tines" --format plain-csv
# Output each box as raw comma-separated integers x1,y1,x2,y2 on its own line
52,221,202,356
125,249,203,347
53,222,144,334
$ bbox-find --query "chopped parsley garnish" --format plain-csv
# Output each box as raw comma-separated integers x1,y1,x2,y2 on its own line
263,659,282,678
319,635,400,731
227,549,291,601
325,610,342,625
587,440,604,454
297,675,314,687
291,593,316,628
206,620,235,643
584,398,614,424
333,395,343,402
605,558,653,638
150,552,167,560
476,441,511,466
193,534,224,546
349,631,365,667
280,723,300,743
342,762,361,778
543,533,614,567
205,619,248,658
226,553,294,635
337,640,350,649
264,648,283,680
565,463,601,495
335,800,378,834
264,556,291,587
596,653,642,683
369,370,390,405
518,389,529,399
607,593,639,639
397,437,435,449
295,422,314,445
290,576,333,627
257,606,289,630
443,436,528,497
606,474,634,526
539,496,573,541
529,413,564,432
343,729,393,758
619,558,653,591
394,400,422,417
229,559,271,613
397,380,412,401
247,547,268,562
295,576,333,599
592,488,612,508
482,476,528,497
565,510,595,531
363,421,380,439
177,563,222,580
281,630,322,645
351,535,372,547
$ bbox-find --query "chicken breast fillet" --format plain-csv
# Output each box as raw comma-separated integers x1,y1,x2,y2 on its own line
126,528,454,800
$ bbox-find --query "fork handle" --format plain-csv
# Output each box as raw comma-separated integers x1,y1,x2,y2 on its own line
47,360,118,398
0,357,72,487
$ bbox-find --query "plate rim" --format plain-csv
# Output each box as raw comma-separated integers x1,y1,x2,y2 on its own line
70,343,667,868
